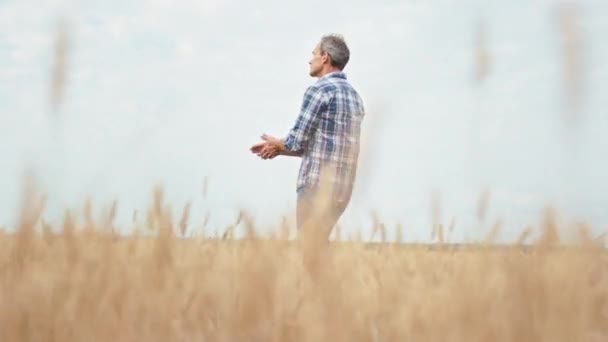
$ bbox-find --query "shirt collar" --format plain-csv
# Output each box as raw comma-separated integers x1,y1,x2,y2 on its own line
320,71,347,80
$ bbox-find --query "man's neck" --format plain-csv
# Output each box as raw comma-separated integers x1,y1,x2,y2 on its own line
317,67,341,78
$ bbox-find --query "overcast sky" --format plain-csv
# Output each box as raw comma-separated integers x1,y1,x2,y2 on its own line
1,0,606,243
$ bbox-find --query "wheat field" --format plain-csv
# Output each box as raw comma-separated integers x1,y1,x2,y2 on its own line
3,3,605,340
0,185,606,342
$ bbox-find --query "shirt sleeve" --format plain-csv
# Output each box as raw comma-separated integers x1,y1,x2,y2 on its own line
283,86,326,152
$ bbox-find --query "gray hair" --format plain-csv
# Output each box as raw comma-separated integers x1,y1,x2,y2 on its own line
319,34,350,70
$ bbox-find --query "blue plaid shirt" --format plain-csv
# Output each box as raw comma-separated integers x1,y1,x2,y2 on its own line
283,71,365,203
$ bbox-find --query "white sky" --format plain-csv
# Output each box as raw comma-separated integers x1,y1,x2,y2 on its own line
0,0,606,243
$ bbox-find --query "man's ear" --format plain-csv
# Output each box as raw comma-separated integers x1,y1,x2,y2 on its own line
321,51,330,64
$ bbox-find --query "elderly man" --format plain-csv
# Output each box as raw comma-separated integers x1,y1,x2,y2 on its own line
251,34,365,247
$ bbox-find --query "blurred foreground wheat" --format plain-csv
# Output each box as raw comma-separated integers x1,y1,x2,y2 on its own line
0,187,607,342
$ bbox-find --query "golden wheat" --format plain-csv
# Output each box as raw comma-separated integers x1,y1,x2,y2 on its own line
0,185,606,342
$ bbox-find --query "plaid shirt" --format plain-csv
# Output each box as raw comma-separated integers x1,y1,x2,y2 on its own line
283,71,365,203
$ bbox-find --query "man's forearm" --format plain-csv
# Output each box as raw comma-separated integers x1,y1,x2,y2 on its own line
280,149,303,157
279,138,302,157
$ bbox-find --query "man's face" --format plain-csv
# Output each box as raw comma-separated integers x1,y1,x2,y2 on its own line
308,44,326,77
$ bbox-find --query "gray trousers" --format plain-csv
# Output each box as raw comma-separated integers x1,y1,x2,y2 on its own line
295,185,350,242
295,185,351,276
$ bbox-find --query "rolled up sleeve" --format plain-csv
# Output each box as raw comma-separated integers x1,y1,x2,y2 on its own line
284,86,326,152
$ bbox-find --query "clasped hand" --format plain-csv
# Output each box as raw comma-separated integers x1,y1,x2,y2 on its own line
250,134,282,160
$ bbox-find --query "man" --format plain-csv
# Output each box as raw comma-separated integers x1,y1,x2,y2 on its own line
250,34,365,246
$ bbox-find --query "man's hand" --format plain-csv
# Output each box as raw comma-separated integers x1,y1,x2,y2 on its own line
259,134,282,159
250,138,280,160
250,142,266,155
250,133,303,160
260,144,280,159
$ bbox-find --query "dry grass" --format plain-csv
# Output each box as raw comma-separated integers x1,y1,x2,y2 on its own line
0,185,607,342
